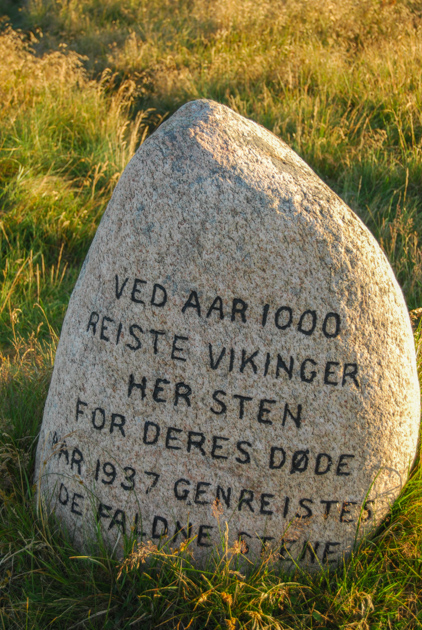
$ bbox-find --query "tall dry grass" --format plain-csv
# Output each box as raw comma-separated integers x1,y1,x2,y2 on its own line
0,25,160,345
13,0,422,307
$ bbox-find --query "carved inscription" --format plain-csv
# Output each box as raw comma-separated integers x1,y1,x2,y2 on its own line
48,273,372,566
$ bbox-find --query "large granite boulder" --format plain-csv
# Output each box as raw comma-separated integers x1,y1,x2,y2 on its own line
35,100,420,570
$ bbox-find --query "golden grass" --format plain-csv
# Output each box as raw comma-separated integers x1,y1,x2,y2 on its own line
12,0,422,306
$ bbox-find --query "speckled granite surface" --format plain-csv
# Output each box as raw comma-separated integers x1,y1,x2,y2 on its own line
34,100,420,570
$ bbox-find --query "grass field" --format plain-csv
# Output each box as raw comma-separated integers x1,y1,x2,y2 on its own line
1,0,422,627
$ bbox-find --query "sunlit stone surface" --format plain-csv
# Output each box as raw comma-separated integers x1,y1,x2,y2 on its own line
35,100,420,570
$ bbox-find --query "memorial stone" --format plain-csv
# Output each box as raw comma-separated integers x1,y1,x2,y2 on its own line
34,99,420,570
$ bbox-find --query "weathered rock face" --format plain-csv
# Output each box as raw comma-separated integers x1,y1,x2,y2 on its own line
35,99,420,570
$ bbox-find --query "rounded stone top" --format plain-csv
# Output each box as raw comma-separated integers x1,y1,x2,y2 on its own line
35,100,420,570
